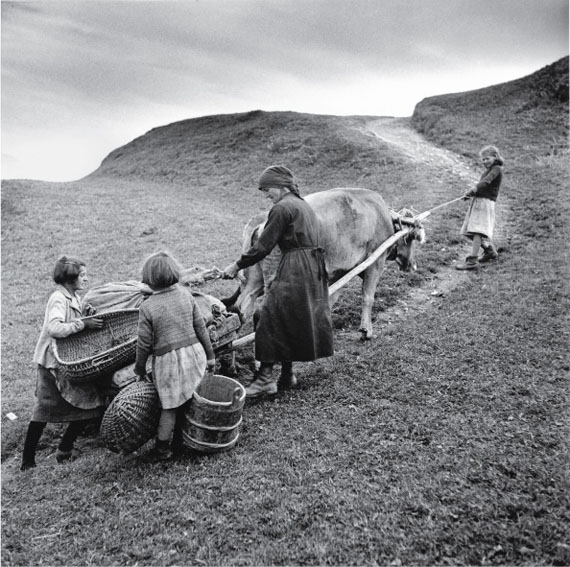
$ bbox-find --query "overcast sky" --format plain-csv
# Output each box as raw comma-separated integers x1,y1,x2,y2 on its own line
1,0,568,182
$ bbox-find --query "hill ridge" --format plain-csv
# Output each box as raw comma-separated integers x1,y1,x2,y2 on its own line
86,56,568,184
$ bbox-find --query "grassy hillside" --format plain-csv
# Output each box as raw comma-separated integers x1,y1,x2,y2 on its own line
412,56,569,161
2,58,569,566
88,111,416,193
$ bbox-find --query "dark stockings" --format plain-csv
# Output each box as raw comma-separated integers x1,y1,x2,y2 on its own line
21,420,87,467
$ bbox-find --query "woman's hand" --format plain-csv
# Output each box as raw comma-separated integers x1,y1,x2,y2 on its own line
206,358,216,373
83,303,97,316
82,317,104,330
222,262,240,279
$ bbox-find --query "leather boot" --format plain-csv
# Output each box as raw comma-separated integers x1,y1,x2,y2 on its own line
479,244,498,263
145,439,173,462
278,362,298,390
246,363,277,398
456,255,479,271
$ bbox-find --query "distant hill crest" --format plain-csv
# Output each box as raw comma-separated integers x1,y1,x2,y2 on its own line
88,56,568,182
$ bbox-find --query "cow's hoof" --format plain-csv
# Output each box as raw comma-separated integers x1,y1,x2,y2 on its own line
358,329,374,341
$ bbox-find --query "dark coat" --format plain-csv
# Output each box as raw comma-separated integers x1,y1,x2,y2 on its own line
237,193,334,362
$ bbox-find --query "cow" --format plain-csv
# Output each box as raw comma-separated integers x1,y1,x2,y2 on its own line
225,187,425,340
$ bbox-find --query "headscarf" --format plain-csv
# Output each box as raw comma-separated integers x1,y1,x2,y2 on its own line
258,165,301,197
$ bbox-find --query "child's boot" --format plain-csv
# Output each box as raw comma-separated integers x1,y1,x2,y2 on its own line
55,448,81,463
456,255,479,271
148,439,173,462
20,421,46,471
479,244,498,263
20,459,36,471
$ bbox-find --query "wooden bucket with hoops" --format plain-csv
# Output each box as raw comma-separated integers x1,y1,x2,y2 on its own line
182,374,245,454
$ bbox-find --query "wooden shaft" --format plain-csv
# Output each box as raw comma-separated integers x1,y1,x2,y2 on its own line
232,332,256,349
230,227,412,351
226,196,463,352
328,227,412,295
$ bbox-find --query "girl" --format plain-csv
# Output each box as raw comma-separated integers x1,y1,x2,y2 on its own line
457,145,504,270
21,256,106,471
134,251,215,460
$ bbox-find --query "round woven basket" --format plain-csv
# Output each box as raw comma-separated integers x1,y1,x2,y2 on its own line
101,381,161,454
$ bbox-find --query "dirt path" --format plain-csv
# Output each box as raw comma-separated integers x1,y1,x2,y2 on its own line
361,117,507,327
367,117,478,185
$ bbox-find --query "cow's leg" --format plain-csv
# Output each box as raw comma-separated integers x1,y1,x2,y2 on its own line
359,260,385,340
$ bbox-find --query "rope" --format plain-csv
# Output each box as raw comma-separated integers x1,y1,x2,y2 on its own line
413,196,465,222
228,195,466,351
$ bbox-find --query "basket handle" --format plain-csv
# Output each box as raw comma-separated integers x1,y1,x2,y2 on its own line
233,387,244,402
91,351,116,367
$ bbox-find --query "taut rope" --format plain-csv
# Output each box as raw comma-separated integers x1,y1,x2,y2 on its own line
413,195,465,222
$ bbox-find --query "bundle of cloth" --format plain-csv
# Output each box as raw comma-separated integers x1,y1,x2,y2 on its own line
83,268,238,392
83,280,227,327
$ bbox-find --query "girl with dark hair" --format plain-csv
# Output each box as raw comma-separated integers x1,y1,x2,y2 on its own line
134,251,216,460
20,256,105,471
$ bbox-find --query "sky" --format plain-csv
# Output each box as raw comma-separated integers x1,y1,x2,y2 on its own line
1,0,568,182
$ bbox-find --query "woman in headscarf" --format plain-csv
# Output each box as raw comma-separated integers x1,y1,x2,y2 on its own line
223,165,334,397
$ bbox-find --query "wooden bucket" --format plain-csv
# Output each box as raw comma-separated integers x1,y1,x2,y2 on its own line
182,374,245,454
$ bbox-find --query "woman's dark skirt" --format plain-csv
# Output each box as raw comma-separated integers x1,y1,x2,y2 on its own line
31,366,104,423
255,248,334,362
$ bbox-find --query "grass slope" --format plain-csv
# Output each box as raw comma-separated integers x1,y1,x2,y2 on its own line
2,59,569,566
89,111,403,191
411,56,569,161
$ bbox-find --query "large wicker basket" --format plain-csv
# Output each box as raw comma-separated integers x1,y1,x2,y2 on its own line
53,309,139,384
101,380,160,454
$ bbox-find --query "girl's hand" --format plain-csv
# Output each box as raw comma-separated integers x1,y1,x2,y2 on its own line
206,358,216,372
82,317,104,330
134,365,147,377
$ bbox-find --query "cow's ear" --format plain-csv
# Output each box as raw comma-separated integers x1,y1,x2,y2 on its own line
414,227,426,243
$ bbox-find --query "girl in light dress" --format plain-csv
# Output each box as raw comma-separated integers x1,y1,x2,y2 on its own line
457,145,504,270
134,251,215,460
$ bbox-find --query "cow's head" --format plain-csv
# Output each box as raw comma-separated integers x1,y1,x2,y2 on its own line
221,218,274,324
387,224,426,272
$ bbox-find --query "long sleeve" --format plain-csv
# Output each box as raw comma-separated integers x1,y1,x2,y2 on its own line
474,165,503,200
135,307,153,375
45,293,85,338
192,301,215,360
236,205,288,269
33,288,85,368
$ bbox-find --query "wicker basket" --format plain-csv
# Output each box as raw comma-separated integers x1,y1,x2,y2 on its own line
53,309,139,384
101,380,161,454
